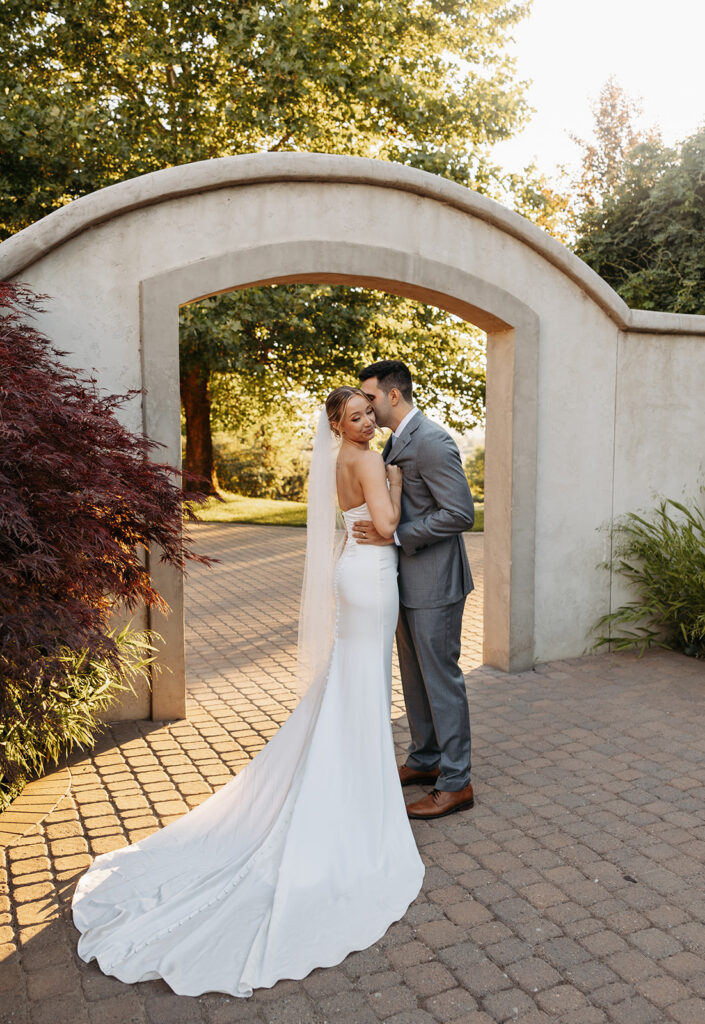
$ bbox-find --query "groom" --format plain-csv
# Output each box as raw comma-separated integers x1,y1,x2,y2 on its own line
354,360,475,819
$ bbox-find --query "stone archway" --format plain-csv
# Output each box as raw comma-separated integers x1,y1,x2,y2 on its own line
3,153,705,720
143,240,538,715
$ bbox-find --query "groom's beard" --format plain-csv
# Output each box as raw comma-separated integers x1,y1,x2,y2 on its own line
375,412,393,430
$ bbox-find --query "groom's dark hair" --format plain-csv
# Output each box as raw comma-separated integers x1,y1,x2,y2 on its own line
359,360,413,402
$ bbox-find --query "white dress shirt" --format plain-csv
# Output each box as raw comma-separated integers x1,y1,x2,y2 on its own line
391,406,418,444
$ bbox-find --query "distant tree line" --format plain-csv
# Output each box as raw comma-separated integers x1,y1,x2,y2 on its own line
571,76,705,316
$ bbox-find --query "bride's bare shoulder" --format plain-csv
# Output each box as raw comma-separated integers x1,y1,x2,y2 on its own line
357,449,385,476
361,448,383,462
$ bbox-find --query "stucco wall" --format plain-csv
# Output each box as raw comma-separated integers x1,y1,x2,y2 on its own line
610,328,705,616
3,154,704,716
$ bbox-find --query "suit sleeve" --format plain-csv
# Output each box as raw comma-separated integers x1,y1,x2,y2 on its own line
395,432,475,555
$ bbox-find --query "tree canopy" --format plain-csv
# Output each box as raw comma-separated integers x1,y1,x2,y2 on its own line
179,284,487,491
180,284,486,427
572,82,705,315
570,76,658,214
3,0,538,494
1,0,532,237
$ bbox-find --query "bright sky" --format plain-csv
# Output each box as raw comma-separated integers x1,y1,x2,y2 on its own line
492,0,705,179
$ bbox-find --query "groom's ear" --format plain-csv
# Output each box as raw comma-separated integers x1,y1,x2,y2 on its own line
389,387,400,406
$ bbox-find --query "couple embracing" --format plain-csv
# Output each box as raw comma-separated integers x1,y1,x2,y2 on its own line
72,360,476,998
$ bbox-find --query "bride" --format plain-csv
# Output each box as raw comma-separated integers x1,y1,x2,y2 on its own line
72,385,425,997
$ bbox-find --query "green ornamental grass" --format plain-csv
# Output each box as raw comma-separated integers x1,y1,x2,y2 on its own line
594,493,705,657
0,624,156,812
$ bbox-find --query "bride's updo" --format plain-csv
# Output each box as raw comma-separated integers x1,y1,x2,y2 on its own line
325,386,368,438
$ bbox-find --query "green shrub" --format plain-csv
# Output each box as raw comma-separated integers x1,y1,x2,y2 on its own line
464,446,484,502
211,430,309,502
0,624,156,811
593,493,705,657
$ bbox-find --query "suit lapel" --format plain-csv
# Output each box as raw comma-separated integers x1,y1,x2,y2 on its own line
382,434,394,462
387,412,423,462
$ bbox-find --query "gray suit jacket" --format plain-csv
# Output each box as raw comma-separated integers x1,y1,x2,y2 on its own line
383,412,474,609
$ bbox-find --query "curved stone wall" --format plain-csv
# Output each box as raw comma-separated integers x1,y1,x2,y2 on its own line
2,154,704,719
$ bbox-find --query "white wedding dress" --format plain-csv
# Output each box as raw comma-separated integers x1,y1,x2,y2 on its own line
72,502,424,997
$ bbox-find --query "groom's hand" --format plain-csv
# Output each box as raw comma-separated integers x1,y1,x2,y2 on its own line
352,519,395,546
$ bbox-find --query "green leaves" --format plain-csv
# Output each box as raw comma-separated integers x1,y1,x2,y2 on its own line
572,82,705,316
464,445,485,501
576,131,705,315
593,493,705,657
0,624,157,811
1,0,531,238
179,283,486,432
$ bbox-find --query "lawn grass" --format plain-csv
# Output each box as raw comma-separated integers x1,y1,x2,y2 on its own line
191,492,484,531
190,491,308,526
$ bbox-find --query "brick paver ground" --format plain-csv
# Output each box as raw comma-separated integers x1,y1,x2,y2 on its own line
2,524,705,1024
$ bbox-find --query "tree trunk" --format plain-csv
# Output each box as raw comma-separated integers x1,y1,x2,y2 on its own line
180,367,220,496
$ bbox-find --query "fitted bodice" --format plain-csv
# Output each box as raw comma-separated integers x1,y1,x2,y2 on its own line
341,501,370,537
339,504,397,569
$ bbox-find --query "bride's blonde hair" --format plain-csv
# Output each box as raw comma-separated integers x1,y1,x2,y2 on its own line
325,386,368,438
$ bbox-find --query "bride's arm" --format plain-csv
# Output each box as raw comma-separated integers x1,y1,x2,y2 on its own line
357,451,402,539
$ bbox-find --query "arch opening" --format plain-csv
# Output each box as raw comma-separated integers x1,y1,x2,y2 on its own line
141,241,538,718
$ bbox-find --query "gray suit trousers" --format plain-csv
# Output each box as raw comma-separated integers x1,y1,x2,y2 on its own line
396,598,472,792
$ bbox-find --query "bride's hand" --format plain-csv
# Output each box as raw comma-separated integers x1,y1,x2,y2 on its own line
386,464,402,488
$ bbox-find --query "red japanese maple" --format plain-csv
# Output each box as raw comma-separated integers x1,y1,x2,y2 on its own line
0,282,206,713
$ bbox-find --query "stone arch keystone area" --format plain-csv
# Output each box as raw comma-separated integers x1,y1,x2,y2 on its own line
2,153,704,720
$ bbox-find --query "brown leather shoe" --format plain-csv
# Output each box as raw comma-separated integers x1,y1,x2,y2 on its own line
406,783,474,819
398,763,441,787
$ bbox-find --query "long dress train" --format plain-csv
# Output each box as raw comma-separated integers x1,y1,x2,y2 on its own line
72,503,425,996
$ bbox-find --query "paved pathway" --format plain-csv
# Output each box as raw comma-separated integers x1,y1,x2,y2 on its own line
2,524,705,1024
